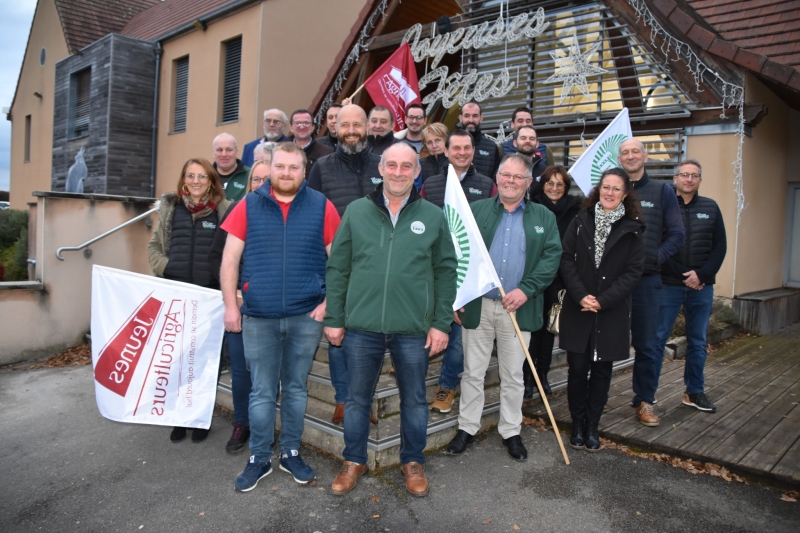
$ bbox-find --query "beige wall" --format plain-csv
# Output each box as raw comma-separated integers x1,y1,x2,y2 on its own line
0,195,154,365
155,0,367,196
686,75,793,297
8,0,69,209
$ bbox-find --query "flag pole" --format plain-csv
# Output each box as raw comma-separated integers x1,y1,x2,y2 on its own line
499,287,570,466
348,82,366,100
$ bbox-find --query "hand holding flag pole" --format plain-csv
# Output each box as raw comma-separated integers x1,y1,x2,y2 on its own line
444,166,569,465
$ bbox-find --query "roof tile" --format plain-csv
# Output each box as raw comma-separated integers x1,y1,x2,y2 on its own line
708,37,738,60
788,70,800,90
55,0,160,51
761,60,795,84
733,47,767,71
121,0,242,41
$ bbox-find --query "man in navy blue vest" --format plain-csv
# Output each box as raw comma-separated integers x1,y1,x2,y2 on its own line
618,138,685,427
655,159,726,413
220,142,341,492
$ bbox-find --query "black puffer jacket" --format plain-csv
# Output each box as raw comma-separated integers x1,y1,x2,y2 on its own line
420,165,495,208
469,128,501,178
368,131,399,156
559,208,645,361
307,145,382,216
420,153,448,183
316,132,338,151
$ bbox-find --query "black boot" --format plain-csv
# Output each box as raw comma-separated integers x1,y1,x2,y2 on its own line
569,419,585,449
584,421,600,452
540,371,552,397
522,362,534,399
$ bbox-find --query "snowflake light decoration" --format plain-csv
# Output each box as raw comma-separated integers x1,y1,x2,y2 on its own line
545,35,609,105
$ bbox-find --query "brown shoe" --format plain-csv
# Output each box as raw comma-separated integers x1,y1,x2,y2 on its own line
331,461,368,495
332,403,345,424
430,387,455,414
401,462,429,497
636,402,659,427
370,409,378,425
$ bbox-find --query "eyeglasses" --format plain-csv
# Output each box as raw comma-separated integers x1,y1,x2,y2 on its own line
185,173,208,181
251,176,267,185
498,172,529,182
676,172,701,180
406,115,425,121
292,121,312,127
264,119,284,125
545,181,565,189
600,185,624,194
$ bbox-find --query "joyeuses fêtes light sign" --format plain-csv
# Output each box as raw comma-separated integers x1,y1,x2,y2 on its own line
402,8,549,114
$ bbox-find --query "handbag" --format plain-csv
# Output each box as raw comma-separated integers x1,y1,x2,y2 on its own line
546,289,566,335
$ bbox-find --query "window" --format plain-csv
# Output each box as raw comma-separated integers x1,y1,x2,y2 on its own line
172,56,189,133
219,37,241,123
39,48,46,66
68,68,91,138
24,115,31,162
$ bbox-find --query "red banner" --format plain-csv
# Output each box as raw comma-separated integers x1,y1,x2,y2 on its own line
94,295,163,397
363,42,421,131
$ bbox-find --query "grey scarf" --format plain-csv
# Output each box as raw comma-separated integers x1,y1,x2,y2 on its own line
594,202,626,268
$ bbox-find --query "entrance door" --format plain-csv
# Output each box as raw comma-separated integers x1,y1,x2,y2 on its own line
785,183,800,287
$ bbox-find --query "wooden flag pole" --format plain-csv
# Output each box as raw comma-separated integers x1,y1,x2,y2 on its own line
499,287,570,465
348,82,367,101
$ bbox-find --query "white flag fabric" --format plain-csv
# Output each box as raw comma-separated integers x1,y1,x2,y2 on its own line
569,107,632,195
90,265,224,429
443,165,502,310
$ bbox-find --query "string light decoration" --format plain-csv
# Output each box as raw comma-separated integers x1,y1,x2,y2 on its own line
314,0,390,133
624,0,746,296
544,34,609,105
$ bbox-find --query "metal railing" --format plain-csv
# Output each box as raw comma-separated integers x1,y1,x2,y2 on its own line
56,207,157,260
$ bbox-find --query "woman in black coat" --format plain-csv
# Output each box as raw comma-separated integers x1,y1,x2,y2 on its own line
559,168,645,452
525,166,581,398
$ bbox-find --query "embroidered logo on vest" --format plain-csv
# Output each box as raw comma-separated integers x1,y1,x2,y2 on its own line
468,188,482,195
641,201,655,208
201,221,217,230
410,221,426,234
478,150,490,156
232,181,245,189
696,213,710,219
371,177,383,185
534,226,544,234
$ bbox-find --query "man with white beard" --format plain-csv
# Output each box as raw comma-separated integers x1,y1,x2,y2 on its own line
242,108,290,167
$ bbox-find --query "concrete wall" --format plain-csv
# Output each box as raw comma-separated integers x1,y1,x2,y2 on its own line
155,0,367,195
8,0,69,209
0,193,155,365
686,75,795,298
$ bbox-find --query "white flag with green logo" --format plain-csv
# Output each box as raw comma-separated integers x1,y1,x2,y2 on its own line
443,165,502,310
569,107,632,195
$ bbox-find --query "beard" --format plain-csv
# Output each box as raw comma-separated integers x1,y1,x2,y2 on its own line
516,144,537,157
270,176,302,196
339,133,367,155
264,131,283,141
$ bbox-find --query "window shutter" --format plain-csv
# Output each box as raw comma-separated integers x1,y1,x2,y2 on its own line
173,57,189,132
221,37,241,123
71,68,91,137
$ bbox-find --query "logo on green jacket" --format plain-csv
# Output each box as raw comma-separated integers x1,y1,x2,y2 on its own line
590,134,628,185
444,205,471,289
534,226,544,234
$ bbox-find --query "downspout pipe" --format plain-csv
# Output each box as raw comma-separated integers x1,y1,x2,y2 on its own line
149,42,162,198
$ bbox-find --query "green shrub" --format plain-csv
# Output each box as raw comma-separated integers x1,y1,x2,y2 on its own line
0,209,27,248
0,209,29,281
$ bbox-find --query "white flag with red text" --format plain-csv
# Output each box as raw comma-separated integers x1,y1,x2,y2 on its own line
90,265,224,429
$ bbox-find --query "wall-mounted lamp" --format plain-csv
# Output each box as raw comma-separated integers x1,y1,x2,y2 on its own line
33,92,43,99
192,19,207,31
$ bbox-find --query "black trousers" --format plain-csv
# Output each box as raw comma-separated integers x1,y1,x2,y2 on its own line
567,346,613,425
528,325,555,374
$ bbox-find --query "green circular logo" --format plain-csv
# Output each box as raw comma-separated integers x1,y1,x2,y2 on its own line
591,134,628,185
444,205,471,289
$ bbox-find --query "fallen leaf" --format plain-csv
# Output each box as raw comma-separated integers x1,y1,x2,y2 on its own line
371,496,380,503
31,344,92,369
271,486,278,491
780,494,796,502
199,512,205,516
373,514,380,519
636,511,641,516
483,519,492,525
513,525,521,531
139,527,144,530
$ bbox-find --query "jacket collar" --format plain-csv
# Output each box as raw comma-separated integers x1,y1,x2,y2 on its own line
214,159,245,178
631,171,650,190
677,192,699,206
335,143,371,165
368,182,420,212
368,130,396,148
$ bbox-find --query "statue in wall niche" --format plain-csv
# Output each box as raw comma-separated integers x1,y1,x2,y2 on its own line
65,146,87,194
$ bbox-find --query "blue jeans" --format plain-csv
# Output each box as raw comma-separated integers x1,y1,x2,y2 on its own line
343,330,429,465
631,274,662,407
655,284,714,394
225,331,252,425
328,344,349,404
437,322,463,390
242,313,323,462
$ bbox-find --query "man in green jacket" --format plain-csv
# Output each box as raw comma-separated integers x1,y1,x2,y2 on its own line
324,143,457,498
446,154,561,461
213,133,250,201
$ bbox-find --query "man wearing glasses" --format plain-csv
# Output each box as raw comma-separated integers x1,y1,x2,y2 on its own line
242,109,289,167
446,154,561,461
618,138,685,427
395,103,427,153
654,160,726,413
289,109,333,179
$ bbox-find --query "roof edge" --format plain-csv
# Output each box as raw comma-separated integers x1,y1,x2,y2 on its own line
7,0,46,121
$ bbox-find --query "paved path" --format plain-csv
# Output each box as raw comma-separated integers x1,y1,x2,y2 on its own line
1,364,799,532
528,324,800,486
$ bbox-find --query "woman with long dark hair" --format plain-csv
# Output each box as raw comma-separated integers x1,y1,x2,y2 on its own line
148,157,231,443
559,168,644,452
524,165,581,398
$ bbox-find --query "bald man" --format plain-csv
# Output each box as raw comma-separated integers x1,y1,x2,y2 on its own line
307,104,383,425
213,133,250,201
617,138,684,428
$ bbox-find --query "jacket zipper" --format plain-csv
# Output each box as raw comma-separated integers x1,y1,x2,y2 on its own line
189,211,196,285
381,230,395,330
282,208,287,314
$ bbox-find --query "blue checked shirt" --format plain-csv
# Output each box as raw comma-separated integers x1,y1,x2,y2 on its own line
485,200,526,300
